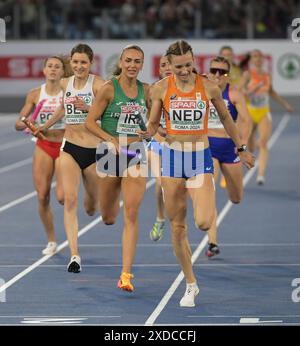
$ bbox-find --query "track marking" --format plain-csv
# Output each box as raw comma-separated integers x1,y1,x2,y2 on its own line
0,157,32,174
0,179,155,295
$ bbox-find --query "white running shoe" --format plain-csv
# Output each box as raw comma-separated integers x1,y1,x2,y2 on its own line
67,255,81,273
180,283,200,307
42,242,57,255
256,176,265,185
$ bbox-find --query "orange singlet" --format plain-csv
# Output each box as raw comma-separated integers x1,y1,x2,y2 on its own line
162,74,209,136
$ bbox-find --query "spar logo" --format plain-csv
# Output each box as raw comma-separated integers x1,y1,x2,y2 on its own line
170,100,204,122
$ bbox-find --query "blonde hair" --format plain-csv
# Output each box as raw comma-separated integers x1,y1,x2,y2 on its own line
112,45,144,77
44,55,73,78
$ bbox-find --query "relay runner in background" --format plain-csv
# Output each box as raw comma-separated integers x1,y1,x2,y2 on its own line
240,49,293,185
15,55,69,256
206,56,252,257
149,54,172,242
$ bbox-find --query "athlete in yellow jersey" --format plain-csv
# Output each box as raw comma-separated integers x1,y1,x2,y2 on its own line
240,49,293,185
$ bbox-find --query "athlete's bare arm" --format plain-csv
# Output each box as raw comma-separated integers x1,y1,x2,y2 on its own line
268,77,293,112
15,88,39,131
146,79,167,137
231,88,252,143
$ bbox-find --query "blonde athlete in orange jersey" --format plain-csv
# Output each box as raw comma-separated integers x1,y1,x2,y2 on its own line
149,55,172,241
143,40,254,307
240,49,293,185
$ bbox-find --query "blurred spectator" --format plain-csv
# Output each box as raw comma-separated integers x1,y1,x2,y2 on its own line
2,0,299,40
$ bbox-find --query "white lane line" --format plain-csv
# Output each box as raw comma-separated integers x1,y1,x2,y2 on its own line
1,263,300,268
0,182,56,214
240,318,283,324
0,242,300,248
0,179,155,295
0,157,32,174
0,138,32,151
145,114,291,326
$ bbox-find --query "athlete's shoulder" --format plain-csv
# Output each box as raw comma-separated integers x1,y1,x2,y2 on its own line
93,74,105,85
154,76,169,90
27,87,41,102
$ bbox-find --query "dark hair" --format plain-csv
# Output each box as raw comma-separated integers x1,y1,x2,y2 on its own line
112,45,144,77
71,43,94,62
219,46,233,54
44,55,73,78
239,52,251,71
166,40,193,61
210,56,231,71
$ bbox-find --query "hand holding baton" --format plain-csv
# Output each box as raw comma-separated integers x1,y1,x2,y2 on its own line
21,117,46,140
24,99,46,134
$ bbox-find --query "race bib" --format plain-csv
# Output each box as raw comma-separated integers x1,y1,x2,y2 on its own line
207,100,229,129
250,94,269,108
169,96,207,132
116,104,147,135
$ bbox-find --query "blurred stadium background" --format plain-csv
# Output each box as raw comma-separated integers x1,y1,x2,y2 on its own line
0,0,300,112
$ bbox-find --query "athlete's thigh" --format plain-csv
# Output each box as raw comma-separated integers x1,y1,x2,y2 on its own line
32,146,55,193
54,155,63,199
188,173,215,218
122,175,146,211
161,177,187,221
59,151,81,196
82,162,99,200
212,157,221,182
258,115,272,143
98,175,122,211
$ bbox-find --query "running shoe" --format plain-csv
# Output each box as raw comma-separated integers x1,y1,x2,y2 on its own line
180,283,200,307
150,220,165,241
205,243,220,258
67,255,81,273
219,175,227,189
118,272,134,292
42,242,57,255
256,176,265,185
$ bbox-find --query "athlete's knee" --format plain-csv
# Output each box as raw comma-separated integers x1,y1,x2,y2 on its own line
37,192,50,207
195,215,214,231
124,207,138,225
57,198,64,205
229,192,243,204
258,138,268,149
170,221,187,240
64,194,78,212
84,200,96,216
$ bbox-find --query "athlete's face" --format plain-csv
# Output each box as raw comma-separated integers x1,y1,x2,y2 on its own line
70,53,92,79
208,61,230,87
170,52,194,82
120,49,144,79
159,56,172,79
251,50,263,68
219,48,234,64
43,58,64,81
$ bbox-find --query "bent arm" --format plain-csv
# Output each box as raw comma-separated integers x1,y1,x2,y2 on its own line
15,90,37,131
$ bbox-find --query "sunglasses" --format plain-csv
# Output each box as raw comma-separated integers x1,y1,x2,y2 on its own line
210,68,229,76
